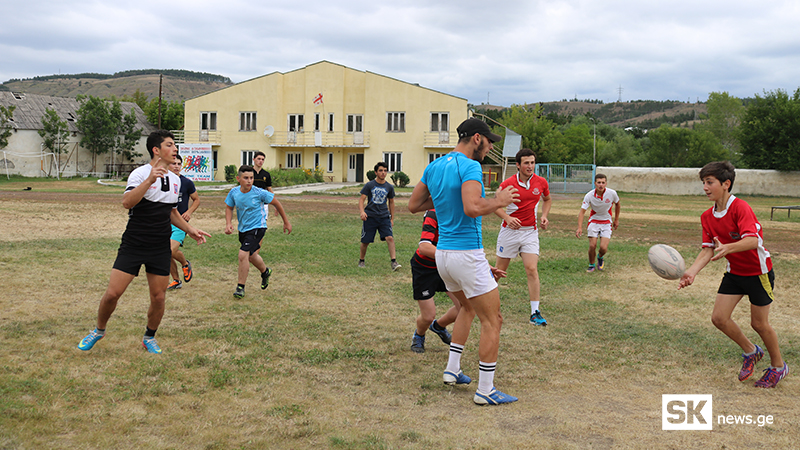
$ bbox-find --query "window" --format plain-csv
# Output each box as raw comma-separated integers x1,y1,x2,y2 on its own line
428,153,446,163
239,112,257,131
383,152,402,172
328,113,335,132
314,113,321,132
314,152,320,169
327,152,334,173
213,150,218,172
201,112,217,130
288,114,304,132
347,114,363,133
241,150,257,165
286,152,301,169
430,112,449,132
387,112,405,132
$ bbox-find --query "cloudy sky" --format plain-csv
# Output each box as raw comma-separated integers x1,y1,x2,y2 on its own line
2,0,799,106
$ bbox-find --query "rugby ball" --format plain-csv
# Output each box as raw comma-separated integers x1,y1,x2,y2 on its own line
648,244,685,280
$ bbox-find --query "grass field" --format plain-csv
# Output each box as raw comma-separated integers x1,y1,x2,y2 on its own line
1,179,799,449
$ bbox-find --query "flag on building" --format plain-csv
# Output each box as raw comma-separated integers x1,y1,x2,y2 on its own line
313,93,323,106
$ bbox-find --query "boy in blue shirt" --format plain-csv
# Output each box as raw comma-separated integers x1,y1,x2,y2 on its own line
225,165,292,299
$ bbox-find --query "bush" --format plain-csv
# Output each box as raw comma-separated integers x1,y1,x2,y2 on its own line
270,168,321,187
390,171,410,187
224,165,237,183
366,170,376,181
490,180,500,190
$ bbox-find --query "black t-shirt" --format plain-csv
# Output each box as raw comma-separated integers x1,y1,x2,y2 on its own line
254,169,272,190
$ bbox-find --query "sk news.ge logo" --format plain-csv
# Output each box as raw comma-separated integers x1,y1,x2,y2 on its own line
662,395,712,430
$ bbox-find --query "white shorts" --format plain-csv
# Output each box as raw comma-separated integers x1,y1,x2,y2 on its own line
496,226,539,258
587,222,612,238
435,249,498,299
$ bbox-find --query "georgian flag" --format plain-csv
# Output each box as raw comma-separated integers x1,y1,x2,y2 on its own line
313,93,323,106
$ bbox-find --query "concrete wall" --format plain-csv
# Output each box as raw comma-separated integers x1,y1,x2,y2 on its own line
598,166,800,197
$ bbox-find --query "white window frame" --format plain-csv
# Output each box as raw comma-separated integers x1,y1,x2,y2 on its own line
201,111,217,130
288,114,304,132
239,112,257,132
428,152,446,164
241,150,256,165
328,113,335,132
383,152,402,172
386,112,405,132
430,112,449,132
327,152,334,173
286,152,302,169
347,114,363,133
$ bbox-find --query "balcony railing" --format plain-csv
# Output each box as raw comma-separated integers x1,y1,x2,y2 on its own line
423,131,454,148
173,130,223,144
268,131,370,148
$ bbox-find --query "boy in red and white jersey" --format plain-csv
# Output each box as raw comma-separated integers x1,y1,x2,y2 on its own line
576,173,620,272
494,148,551,325
679,161,787,388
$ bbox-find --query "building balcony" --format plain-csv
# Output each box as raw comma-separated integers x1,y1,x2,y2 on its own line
173,130,222,145
423,131,455,148
268,131,371,148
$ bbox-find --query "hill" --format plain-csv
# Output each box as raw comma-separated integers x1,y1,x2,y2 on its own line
475,100,708,128
0,70,232,102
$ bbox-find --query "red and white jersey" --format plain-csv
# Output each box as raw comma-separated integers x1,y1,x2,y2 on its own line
499,173,549,230
581,187,619,224
700,195,771,276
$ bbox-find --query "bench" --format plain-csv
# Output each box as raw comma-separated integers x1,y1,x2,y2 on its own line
770,205,800,220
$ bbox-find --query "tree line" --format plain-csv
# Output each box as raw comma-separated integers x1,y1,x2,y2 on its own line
484,89,800,170
3,69,232,85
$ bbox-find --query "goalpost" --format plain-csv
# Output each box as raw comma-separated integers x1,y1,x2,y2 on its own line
2,150,60,180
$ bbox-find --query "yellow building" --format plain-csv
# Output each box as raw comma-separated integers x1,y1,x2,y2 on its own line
182,61,469,183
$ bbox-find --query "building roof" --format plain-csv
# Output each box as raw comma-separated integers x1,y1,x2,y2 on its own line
0,91,156,134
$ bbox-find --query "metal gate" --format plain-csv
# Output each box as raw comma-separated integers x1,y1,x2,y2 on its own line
536,164,595,194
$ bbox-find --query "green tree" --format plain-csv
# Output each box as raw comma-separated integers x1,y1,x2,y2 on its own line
38,108,70,175
738,88,800,170
495,104,563,163
144,98,184,130
116,108,143,163
119,89,150,110
645,124,727,167
76,95,117,172
698,91,744,163
0,104,16,149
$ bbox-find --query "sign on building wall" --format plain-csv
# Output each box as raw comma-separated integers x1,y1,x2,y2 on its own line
178,144,213,182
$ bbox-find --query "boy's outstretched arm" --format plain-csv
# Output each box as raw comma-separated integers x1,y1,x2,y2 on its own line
225,205,235,234
576,208,586,237
678,247,714,289
270,198,292,234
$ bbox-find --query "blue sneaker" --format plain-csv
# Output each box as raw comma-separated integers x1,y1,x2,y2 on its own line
142,338,162,354
474,387,518,405
598,256,605,270
530,310,547,326
411,332,425,353
443,370,472,385
428,321,452,345
78,329,104,351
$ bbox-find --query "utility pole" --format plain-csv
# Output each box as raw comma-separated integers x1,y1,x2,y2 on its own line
158,74,163,129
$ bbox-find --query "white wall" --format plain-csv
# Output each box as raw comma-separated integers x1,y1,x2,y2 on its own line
598,167,800,197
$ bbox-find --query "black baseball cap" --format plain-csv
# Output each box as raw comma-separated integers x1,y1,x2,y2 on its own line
456,118,502,143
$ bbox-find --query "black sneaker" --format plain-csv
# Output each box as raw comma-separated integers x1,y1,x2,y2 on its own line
428,320,452,345
233,286,245,299
261,268,272,289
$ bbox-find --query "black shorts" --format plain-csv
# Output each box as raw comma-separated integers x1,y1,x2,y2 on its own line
113,246,171,277
718,270,775,306
239,228,266,255
411,257,447,300
361,216,392,243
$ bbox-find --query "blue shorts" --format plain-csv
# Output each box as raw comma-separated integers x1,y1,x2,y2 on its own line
170,225,186,245
361,216,392,243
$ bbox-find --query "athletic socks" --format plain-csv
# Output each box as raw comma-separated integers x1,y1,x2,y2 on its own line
531,301,540,315
478,361,497,394
445,342,464,374
95,328,106,336
144,327,157,339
